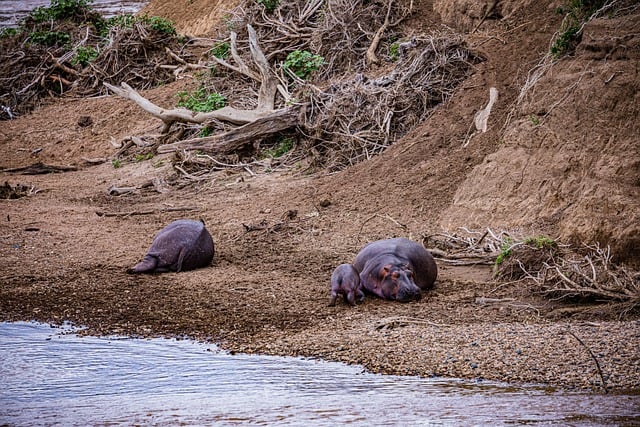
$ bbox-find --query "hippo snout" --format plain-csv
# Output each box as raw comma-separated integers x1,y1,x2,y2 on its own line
396,285,422,302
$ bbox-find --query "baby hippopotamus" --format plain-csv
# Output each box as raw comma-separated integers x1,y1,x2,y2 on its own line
353,237,437,302
329,263,365,306
127,219,214,274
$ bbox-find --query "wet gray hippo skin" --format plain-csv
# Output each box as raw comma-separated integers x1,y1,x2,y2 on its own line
353,238,437,302
128,219,214,274
329,263,365,306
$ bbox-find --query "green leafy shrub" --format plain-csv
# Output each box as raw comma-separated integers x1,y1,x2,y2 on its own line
29,0,92,23
283,50,324,80
28,30,70,46
0,28,20,38
72,45,98,66
143,15,176,35
551,0,608,57
177,88,227,112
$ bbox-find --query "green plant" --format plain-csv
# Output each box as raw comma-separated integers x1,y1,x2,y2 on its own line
262,137,295,158
28,0,92,23
495,238,514,266
524,235,557,249
111,159,122,168
134,153,154,162
283,50,324,80
256,0,279,13
0,28,19,38
177,88,226,112
72,45,98,66
211,42,230,59
389,42,400,61
551,0,608,57
199,126,213,137
28,30,70,46
143,15,176,35
528,114,540,126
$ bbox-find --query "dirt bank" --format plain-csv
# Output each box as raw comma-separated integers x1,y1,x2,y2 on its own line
1,0,638,392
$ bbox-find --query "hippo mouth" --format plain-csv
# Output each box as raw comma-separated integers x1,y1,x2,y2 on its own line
396,287,422,302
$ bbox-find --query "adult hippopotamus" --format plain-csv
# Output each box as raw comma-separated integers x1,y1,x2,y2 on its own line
127,219,214,274
353,237,437,302
329,263,365,306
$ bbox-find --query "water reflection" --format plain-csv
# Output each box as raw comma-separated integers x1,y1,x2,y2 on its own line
0,0,148,28
0,322,638,426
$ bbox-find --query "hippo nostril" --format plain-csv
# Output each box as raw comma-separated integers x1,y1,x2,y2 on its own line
397,288,422,302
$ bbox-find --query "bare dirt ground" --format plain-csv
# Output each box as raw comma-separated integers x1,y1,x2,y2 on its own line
1,0,639,393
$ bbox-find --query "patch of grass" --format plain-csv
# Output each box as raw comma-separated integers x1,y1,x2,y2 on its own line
134,153,154,162
524,235,557,249
283,50,324,80
111,159,122,168
177,88,226,112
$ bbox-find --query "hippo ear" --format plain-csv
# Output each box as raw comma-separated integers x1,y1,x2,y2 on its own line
379,264,392,278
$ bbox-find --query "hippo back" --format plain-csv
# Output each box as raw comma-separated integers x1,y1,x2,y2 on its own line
143,219,214,273
353,237,437,290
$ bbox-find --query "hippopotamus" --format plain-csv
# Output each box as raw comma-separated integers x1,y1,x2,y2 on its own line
127,219,214,274
329,263,365,306
353,237,437,302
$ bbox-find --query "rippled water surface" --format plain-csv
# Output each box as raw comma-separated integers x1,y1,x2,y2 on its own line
0,0,147,28
1,322,638,426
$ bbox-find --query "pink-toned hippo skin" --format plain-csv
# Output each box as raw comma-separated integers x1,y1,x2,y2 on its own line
329,263,365,306
353,238,437,302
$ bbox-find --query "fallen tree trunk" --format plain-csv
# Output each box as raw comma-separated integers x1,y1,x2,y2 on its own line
157,105,305,154
103,81,267,132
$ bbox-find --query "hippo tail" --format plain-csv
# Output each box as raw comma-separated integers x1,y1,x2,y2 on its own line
127,255,158,274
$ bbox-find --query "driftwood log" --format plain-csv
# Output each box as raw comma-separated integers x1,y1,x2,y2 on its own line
104,24,297,154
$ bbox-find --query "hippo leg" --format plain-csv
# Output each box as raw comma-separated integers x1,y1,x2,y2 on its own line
127,255,159,274
329,292,338,307
345,291,356,306
174,247,187,273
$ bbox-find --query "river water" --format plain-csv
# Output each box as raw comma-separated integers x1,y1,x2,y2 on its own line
1,322,638,426
0,0,148,28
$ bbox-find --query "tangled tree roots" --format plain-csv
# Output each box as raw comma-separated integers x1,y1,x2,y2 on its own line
305,32,479,169
427,229,640,312
496,243,640,305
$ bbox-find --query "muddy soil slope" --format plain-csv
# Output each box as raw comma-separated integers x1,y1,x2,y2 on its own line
1,0,638,391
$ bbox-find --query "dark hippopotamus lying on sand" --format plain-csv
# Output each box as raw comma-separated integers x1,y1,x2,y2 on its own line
127,219,214,274
350,237,437,302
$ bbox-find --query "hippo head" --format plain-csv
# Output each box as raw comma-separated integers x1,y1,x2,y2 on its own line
372,263,422,302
